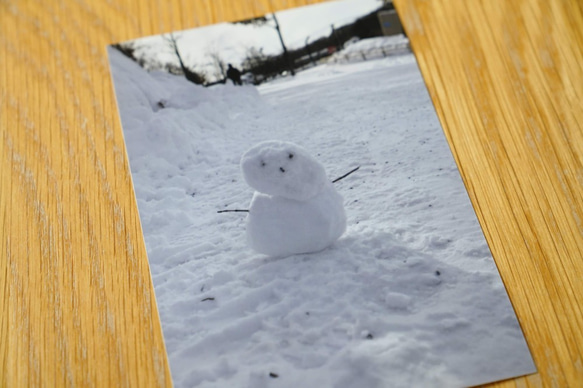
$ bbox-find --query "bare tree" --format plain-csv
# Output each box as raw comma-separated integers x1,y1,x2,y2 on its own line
242,47,267,70
162,33,206,85
111,41,136,60
232,15,270,26
207,49,227,83
110,41,147,68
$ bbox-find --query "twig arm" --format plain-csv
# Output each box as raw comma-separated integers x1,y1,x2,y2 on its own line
332,166,360,183
218,166,359,214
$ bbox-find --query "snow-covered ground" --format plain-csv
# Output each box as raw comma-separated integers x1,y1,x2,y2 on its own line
108,41,535,387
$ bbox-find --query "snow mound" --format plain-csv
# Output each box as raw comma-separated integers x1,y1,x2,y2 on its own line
246,183,346,256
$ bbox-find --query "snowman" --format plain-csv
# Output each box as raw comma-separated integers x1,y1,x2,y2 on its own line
240,140,347,257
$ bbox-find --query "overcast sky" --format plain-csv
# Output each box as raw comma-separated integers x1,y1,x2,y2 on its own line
127,0,382,76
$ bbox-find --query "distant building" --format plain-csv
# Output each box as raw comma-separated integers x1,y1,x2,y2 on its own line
377,9,403,36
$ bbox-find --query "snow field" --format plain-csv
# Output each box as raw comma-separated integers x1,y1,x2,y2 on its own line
109,41,534,388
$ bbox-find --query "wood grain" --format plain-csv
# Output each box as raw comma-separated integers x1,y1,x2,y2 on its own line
0,0,581,386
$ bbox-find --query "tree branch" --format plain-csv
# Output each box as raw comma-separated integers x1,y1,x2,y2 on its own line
332,166,360,183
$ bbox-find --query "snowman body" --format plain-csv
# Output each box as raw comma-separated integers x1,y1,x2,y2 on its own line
241,140,346,257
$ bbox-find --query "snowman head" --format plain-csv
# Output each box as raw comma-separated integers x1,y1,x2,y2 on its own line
241,140,328,201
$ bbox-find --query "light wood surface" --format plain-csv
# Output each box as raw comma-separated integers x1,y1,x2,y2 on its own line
1,0,581,386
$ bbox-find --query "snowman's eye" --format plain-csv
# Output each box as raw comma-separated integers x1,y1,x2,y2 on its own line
261,161,266,167
288,153,294,159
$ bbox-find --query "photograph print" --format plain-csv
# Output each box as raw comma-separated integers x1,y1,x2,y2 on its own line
107,0,536,387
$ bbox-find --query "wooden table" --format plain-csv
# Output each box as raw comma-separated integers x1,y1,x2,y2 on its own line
1,0,581,386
